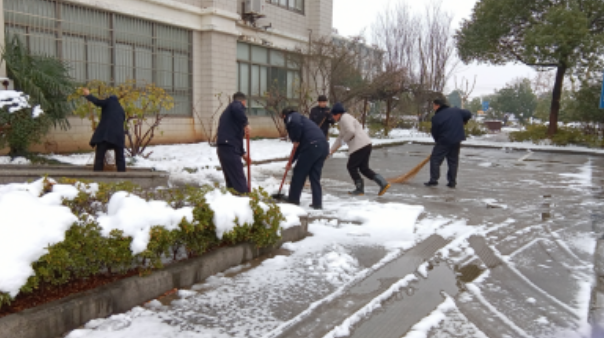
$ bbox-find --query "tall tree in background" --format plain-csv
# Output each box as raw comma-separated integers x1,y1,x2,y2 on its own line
491,78,538,123
447,90,462,108
468,97,482,114
456,0,604,135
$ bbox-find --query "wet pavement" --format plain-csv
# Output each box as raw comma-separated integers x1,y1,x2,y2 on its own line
312,144,603,337
65,144,604,338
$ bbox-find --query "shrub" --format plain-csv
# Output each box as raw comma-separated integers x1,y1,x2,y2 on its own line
0,93,48,156
0,182,286,310
1,35,75,155
69,80,174,158
509,124,603,147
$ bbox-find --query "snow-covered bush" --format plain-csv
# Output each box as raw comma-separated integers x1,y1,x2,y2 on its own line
509,124,603,147
0,90,47,156
0,179,288,310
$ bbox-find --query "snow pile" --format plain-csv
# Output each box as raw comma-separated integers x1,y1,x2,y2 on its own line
0,180,78,297
0,90,44,117
308,245,359,285
328,200,424,247
97,191,194,254
277,202,307,229
205,189,255,239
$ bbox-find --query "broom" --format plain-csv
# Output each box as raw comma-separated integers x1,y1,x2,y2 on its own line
389,155,431,184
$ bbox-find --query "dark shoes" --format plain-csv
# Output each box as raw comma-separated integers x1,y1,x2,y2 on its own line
424,181,438,187
446,182,456,188
373,174,391,196
309,204,323,210
349,179,364,196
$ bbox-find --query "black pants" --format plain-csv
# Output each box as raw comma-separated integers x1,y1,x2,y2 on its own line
217,145,248,194
94,141,126,172
289,140,329,207
430,143,461,183
347,145,376,181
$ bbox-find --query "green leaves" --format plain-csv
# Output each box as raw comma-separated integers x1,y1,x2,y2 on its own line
456,0,604,69
2,35,75,129
0,183,285,311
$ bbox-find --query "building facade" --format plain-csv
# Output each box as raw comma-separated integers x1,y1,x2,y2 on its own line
0,0,333,153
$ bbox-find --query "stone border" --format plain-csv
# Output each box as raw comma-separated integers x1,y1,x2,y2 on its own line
0,219,309,338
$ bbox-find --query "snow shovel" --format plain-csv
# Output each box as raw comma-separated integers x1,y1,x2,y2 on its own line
389,155,431,184
272,144,298,201
246,133,251,192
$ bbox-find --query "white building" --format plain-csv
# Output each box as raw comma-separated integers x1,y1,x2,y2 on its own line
0,0,333,153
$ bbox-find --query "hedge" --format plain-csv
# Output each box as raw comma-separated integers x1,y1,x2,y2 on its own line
0,179,285,310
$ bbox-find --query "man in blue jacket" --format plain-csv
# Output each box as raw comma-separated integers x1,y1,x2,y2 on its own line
282,107,329,209
425,99,472,188
82,88,126,172
216,92,251,194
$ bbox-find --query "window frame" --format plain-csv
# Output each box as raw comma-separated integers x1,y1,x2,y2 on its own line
3,0,193,117
265,0,304,15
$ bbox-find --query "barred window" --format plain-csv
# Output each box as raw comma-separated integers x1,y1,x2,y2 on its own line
236,42,301,116
3,0,193,116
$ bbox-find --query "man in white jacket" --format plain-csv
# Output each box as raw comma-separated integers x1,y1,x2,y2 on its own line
329,103,390,196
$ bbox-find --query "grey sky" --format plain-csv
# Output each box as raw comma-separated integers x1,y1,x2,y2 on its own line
332,0,538,98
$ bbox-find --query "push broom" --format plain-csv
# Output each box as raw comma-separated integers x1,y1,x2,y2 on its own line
389,155,431,184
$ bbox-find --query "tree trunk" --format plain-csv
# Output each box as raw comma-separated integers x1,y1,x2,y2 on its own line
362,97,368,129
385,99,392,137
547,65,567,136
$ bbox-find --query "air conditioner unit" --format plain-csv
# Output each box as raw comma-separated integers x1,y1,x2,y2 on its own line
245,0,264,14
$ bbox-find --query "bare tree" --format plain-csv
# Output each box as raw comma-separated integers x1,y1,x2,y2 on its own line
454,75,477,109
372,0,458,121
194,93,226,146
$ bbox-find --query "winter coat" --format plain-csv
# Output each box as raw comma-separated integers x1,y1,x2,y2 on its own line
284,111,327,161
331,113,372,154
431,105,472,145
309,106,334,137
86,95,125,148
217,100,249,155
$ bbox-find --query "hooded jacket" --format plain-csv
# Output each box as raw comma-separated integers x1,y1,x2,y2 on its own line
85,95,125,148
217,100,249,155
431,105,472,145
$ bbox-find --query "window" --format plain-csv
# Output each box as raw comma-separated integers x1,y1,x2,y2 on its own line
4,0,193,116
237,42,301,116
266,0,304,14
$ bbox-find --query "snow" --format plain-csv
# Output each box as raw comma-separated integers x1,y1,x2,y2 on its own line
97,191,194,255
323,274,418,338
402,295,457,338
205,189,255,240
560,160,593,188
277,203,308,229
0,90,44,117
0,156,30,165
0,180,78,297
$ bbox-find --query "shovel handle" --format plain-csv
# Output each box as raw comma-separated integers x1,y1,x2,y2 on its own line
246,134,251,192
278,144,298,196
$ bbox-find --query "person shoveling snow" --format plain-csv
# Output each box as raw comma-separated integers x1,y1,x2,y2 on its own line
329,103,390,196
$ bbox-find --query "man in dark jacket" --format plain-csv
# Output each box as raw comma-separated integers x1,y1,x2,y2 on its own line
282,107,329,209
425,99,472,188
82,88,126,172
216,92,251,194
308,95,334,139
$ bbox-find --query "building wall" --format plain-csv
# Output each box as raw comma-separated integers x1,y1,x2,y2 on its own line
0,0,333,154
